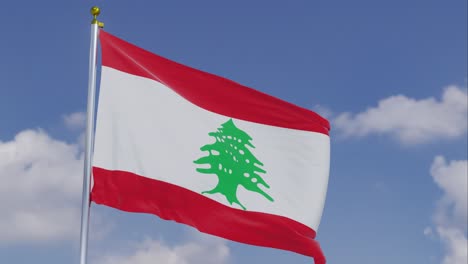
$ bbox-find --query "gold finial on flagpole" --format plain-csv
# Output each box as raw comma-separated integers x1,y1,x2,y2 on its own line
90,6,104,28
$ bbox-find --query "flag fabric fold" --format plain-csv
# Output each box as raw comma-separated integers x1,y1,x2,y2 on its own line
91,30,330,264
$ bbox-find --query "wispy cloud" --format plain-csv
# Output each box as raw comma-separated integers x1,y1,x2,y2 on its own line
333,85,467,144
63,112,86,130
93,234,230,264
313,105,334,120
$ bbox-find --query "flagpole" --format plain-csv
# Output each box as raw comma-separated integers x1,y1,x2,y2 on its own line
79,6,103,264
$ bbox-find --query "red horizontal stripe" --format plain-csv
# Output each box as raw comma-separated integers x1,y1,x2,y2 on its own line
91,167,326,263
99,30,330,135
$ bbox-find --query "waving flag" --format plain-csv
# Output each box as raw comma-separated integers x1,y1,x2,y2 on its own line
91,30,330,263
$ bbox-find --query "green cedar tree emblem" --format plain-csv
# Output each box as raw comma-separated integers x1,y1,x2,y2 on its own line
194,119,274,210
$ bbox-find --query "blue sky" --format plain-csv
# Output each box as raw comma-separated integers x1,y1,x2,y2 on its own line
0,1,466,264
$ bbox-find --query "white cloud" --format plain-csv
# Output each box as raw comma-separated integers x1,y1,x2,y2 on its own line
431,156,468,227
0,129,84,243
63,112,86,130
430,156,467,264
437,227,467,264
94,235,230,264
334,85,467,144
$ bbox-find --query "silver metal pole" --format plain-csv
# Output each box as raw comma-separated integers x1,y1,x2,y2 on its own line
79,6,102,264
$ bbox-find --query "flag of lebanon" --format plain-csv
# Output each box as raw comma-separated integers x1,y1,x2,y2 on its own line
92,30,331,264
